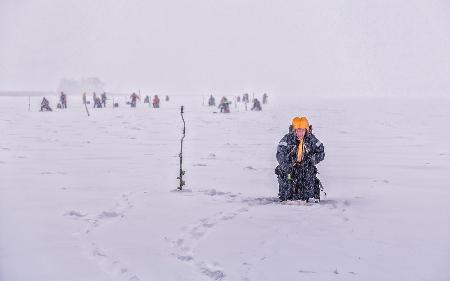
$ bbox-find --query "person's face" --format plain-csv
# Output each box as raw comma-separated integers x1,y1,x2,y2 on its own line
295,128,306,140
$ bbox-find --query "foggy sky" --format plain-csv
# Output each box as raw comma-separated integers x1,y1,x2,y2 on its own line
1,0,449,97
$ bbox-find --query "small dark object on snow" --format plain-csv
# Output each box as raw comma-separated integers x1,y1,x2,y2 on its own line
113,103,119,108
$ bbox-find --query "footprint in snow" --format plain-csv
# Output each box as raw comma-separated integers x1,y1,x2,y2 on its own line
172,208,249,280
200,264,226,281
98,211,122,219
78,193,139,280
64,210,86,218
89,243,141,281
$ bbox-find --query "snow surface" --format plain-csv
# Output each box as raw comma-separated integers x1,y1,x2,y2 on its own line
1,95,449,281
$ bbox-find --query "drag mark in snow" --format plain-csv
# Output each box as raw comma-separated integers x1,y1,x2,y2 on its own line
40,171,67,175
83,192,134,234
64,210,87,218
193,163,208,167
98,210,122,219
298,269,317,274
199,189,279,206
88,242,141,281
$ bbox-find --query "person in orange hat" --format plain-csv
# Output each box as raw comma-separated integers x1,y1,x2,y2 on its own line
275,116,325,202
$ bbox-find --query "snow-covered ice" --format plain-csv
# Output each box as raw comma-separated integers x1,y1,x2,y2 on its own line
1,95,449,281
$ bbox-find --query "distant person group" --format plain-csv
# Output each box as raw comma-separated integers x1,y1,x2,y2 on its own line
39,92,268,113
142,94,163,108
39,91,170,111
207,93,268,113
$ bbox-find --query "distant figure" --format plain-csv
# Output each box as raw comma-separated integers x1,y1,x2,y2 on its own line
144,96,150,103
40,97,52,111
93,92,97,103
82,92,87,104
101,92,107,107
165,95,170,102
130,92,139,107
251,98,262,111
242,93,249,103
218,96,230,113
262,93,268,104
237,96,241,103
153,95,160,108
93,97,102,108
59,92,67,109
208,95,216,106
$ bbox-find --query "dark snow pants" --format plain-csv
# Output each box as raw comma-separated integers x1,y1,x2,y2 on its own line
276,161,320,201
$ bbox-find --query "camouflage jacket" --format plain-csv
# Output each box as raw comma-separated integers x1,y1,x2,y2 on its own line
276,131,325,174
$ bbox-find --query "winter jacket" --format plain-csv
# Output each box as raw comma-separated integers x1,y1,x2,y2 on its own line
276,131,325,175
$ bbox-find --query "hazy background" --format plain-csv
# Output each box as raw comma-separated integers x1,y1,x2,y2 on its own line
1,0,449,97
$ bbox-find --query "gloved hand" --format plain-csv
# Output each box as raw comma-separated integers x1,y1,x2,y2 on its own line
300,155,314,167
307,155,316,166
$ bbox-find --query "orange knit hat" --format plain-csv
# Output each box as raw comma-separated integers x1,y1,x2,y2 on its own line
292,116,310,130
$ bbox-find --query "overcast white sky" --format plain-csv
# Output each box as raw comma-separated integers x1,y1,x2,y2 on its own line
1,0,449,97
